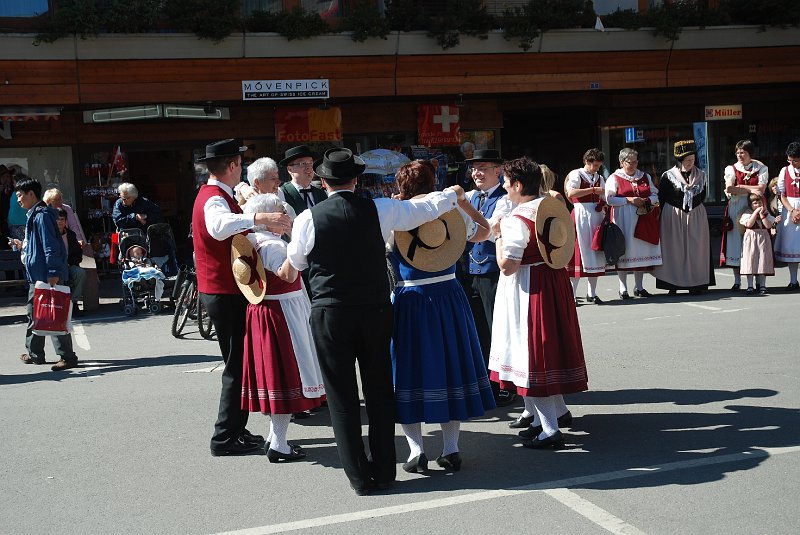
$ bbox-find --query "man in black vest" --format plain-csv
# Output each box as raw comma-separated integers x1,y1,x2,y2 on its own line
279,145,328,215
287,148,460,495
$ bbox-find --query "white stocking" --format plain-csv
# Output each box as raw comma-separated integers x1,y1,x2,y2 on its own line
532,396,558,439
618,272,629,293
587,277,598,298
553,394,568,418
634,271,644,291
401,422,424,461
440,421,461,456
269,413,292,454
570,277,579,297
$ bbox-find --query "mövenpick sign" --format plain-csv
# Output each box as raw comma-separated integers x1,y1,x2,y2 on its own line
242,79,330,100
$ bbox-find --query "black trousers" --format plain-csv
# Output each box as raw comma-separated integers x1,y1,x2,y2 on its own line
309,304,396,490
201,292,249,450
465,272,500,367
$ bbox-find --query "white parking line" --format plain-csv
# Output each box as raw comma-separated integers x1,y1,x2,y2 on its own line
682,303,723,312
209,446,800,535
544,488,647,535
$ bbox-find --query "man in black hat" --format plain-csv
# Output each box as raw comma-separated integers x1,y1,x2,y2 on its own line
287,148,462,495
192,139,292,457
279,145,327,216
461,149,517,407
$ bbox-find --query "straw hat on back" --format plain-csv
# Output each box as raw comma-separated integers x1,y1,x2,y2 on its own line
394,195,466,272
535,195,576,269
230,234,267,304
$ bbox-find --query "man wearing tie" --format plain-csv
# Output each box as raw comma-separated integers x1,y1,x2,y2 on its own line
462,149,517,407
279,145,328,215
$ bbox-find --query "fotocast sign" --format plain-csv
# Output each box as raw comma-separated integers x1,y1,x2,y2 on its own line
242,79,330,100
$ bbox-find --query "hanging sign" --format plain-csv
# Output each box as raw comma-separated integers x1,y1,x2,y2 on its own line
275,107,342,143
242,79,330,100
418,104,460,146
704,104,742,121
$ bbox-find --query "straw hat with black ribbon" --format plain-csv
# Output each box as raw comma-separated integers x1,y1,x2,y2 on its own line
535,195,576,269
231,234,267,304
394,195,466,272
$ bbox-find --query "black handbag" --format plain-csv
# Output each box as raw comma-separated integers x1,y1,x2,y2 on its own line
602,209,626,265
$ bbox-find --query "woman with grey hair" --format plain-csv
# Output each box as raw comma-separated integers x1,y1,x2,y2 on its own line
235,157,296,219
112,182,161,230
239,193,325,463
605,148,662,299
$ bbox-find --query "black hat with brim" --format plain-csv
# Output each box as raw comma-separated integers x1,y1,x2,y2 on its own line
279,145,316,167
197,139,247,162
314,148,366,183
464,149,503,164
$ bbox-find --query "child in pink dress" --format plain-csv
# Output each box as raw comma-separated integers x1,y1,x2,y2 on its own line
739,193,775,295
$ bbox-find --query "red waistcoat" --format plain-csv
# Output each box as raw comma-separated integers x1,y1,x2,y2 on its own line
614,173,651,198
783,166,800,197
572,174,602,204
734,166,759,186
192,184,242,295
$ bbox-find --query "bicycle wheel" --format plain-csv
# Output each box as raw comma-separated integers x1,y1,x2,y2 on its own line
171,280,194,338
197,292,214,340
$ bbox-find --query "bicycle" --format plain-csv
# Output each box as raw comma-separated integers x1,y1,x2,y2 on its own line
171,265,214,339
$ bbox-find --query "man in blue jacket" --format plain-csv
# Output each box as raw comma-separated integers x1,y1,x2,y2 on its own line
14,177,78,371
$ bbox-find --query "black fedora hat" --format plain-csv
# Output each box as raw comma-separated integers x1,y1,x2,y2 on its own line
279,145,316,167
464,149,503,164
314,148,366,183
197,139,247,162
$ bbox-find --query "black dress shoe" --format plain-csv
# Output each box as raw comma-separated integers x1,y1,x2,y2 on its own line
264,442,304,454
292,411,311,420
402,452,428,473
731,283,741,291
787,282,800,292
508,414,534,429
494,389,518,407
241,429,265,445
518,411,572,438
211,437,264,457
633,288,651,297
587,295,603,304
619,291,631,300
435,452,462,471
266,447,307,463
522,431,565,450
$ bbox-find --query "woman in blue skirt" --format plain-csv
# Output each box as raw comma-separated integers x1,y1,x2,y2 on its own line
389,160,496,473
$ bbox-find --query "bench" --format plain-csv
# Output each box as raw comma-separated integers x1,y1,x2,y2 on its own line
0,249,27,289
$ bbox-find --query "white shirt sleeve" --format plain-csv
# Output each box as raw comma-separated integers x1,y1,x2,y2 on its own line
456,205,479,241
260,240,288,274
500,215,530,262
373,190,458,242
777,170,786,195
286,210,315,271
203,195,256,240
565,170,581,196
757,163,769,185
605,176,626,207
646,174,659,204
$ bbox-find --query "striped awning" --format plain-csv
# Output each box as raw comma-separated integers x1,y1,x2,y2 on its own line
0,107,61,122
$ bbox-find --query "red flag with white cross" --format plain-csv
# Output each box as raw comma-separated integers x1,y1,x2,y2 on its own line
417,104,460,146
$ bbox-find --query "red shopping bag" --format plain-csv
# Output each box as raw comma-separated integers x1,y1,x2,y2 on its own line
591,212,608,251
32,281,73,336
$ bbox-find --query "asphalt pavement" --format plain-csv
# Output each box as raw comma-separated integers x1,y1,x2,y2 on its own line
1,268,798,535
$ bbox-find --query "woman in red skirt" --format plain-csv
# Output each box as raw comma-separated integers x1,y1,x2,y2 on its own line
236,194,325,463
488,158,588,449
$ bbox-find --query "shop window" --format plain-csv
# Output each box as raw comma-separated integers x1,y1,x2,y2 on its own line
301,0,341,19
0,1,48,17
241,0,282,15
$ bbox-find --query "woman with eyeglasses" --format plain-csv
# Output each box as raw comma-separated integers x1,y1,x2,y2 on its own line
605,148,662,299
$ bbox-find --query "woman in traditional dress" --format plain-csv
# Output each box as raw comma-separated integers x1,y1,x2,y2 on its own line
773,141,800,291
488,157,588,450
721,140,768,290
237,194,325,463
566,148,607,304
390,160,496,473
605,148,662,299
654,140,715,294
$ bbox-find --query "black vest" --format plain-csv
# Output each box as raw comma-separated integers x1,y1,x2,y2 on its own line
307,191,389,308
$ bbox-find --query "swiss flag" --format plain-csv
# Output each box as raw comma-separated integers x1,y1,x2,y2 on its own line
418,104,460,147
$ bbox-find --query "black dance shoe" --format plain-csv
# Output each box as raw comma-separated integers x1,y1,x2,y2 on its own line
435,452,462,471
633,288,651,297
522,431,565,450
731,283,741,291
266,447,307,463
619,291,632,300
402,453,428,473
786,282,800,292
518,411,572,438
494,389,518,407
587,295,603,304
508,414,534,429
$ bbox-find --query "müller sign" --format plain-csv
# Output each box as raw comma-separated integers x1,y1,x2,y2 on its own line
242,79,330,101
